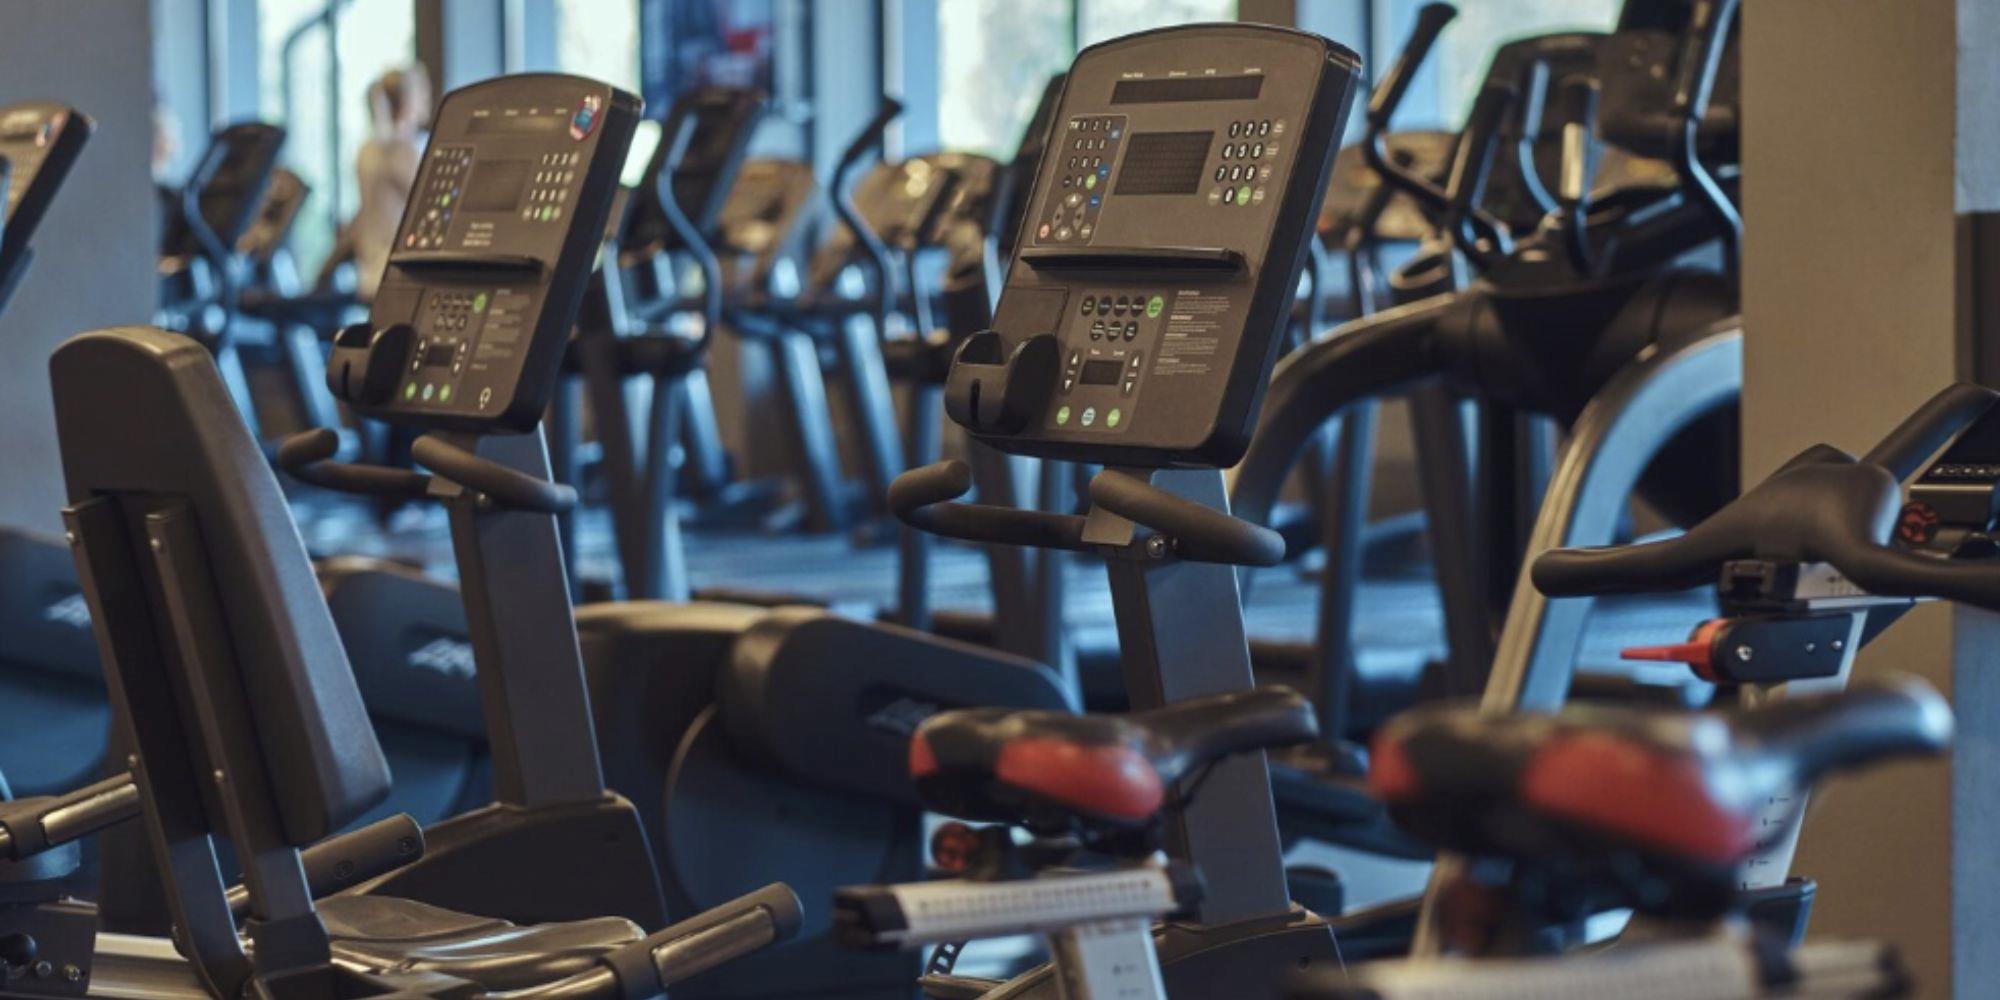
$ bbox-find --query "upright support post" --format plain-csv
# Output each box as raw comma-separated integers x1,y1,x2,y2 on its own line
440,431,607,807
1091,468,1290,924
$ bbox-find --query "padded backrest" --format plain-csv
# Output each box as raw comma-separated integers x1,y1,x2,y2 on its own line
51,327,390,844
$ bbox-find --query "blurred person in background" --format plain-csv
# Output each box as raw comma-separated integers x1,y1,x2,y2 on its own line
350,64,431,301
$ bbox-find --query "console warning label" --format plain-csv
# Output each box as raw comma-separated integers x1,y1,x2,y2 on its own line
1153,290,1229,377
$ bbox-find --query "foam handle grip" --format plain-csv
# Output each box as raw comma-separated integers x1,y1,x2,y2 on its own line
614,883,804,992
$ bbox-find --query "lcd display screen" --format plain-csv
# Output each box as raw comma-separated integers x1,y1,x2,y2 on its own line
1114,132,1212,196
1081,359,1122,385
463,159,531,212
1111,75,1263,104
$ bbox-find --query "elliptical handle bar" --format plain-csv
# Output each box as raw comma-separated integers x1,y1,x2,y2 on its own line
410,435,578,514
1090,469,1287,567
830,98,904,339
890,460,1092,553
275,427,433,498
1444,81,1520,266
651,98,737,354
1366,3,1457,133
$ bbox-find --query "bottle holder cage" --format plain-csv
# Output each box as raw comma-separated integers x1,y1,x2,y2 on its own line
943,330,1058,436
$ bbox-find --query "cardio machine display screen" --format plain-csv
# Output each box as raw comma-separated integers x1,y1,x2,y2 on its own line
464,159,531,212
1114,131,1213,196
1081,359,1122,385
1111,75,1264,104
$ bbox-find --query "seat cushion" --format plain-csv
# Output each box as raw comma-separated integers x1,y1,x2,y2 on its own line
319,895,640,991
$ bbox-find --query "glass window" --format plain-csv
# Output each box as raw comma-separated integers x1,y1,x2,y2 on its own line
258,0,416,273
936,0,1240,158
937,0,1075,157
558,0,643,94
1429,0,1618,123
1077,0,1235,48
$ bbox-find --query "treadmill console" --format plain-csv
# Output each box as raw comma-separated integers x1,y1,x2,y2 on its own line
326,74,640,433
947,24,1358,467
0,101,92,292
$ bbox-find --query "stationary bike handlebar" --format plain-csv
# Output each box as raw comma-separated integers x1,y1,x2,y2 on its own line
275,428,577,514
1533,383,2000,612
891,460,1285,567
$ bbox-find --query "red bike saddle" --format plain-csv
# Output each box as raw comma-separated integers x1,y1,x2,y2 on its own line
1369,677,1950,870
910,688,1317,832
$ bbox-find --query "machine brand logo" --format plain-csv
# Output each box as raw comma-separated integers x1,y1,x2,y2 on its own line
42,591,91,630
864,697,942,738
570,94,602,141
407,636,477,680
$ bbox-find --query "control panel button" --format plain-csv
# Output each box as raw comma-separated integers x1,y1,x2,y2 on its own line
1081,407,1097,428
1123,321,1138,341
1146,295,1164,318
1057,405,1072,426
1106,408,1122,428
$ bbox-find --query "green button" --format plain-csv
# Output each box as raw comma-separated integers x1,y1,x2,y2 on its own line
1084,174,1098,191
1146,295,1163,318
1236,185,1252,204
1107,408,1122,428
440,385,453,403
1056,405,1072,426
472,293,488,312
404,381,417,400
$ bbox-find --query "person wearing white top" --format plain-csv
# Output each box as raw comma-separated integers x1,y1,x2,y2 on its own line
351,66,431,302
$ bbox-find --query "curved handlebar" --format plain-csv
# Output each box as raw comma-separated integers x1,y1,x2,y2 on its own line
1443,82,1519,266
1090,469,1286,567
411,435,578,514
275,428,432,498
1532,445,2000,614
830,98,904,338
890,460,1091,552
1367,4,1457,132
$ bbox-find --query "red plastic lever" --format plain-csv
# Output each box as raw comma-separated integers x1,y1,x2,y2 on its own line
1621,619,1726,682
